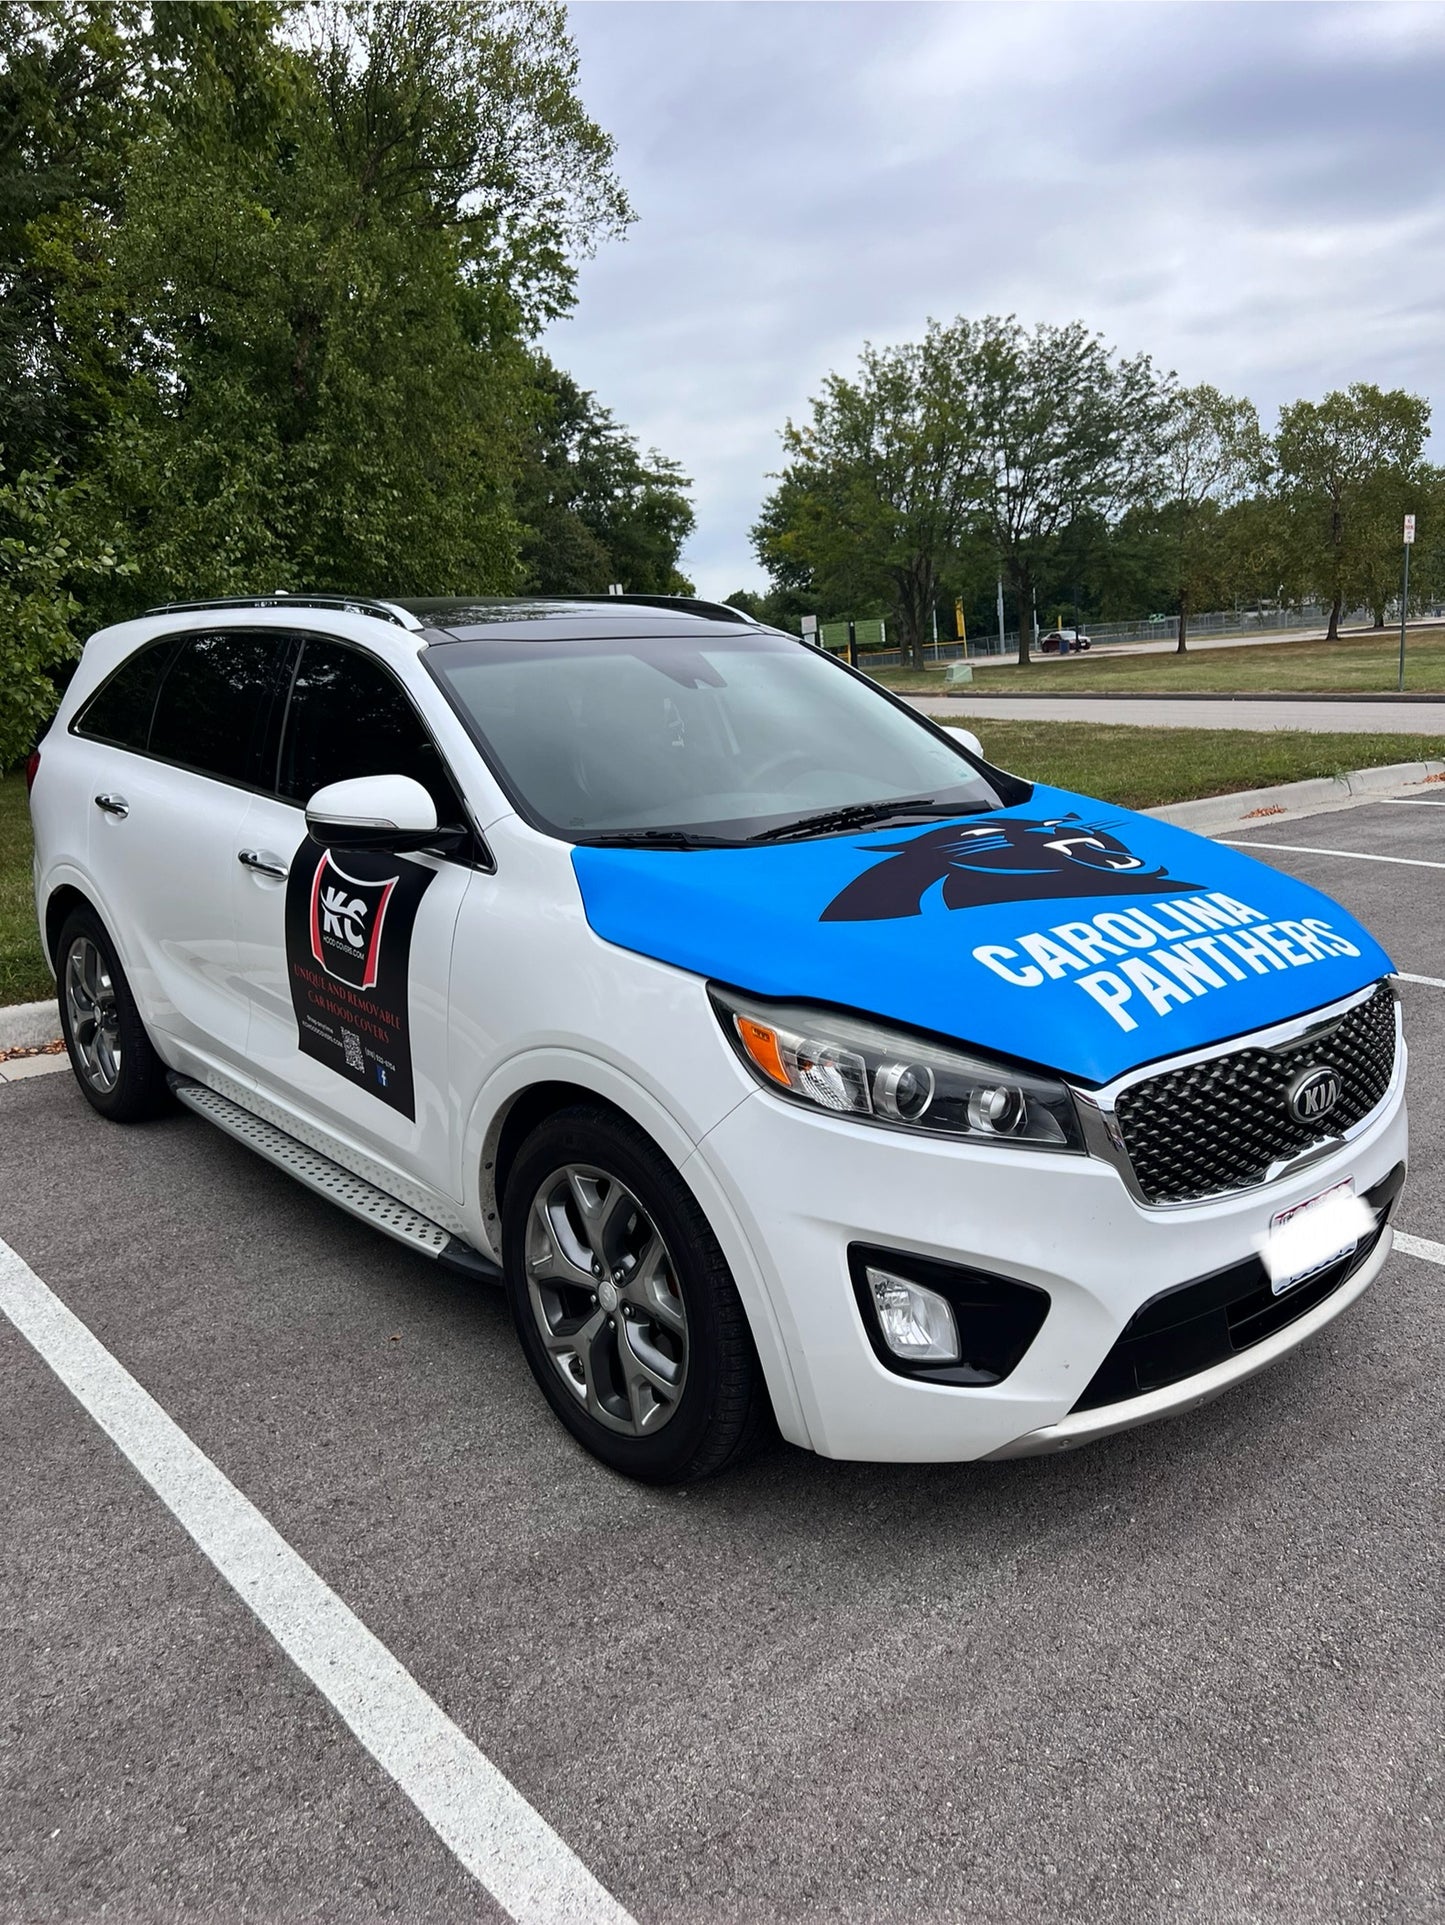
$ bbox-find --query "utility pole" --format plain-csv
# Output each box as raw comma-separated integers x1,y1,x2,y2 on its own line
996,576,1005,656
1398,514,1415,692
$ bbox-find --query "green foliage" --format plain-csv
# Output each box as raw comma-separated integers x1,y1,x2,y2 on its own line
0,463,134,768
1275,384,1429,637
754,316,1168,668
0,1,696,761
755,327,1435,660
517,360,694,594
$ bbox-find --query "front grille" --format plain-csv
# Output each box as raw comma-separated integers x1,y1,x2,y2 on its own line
1113,982,1397,1205
1072,1161,1405,1412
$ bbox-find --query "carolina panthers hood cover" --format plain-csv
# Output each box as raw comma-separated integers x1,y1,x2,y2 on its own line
570,784,1393,1086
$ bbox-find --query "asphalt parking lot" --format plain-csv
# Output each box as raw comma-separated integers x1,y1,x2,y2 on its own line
3,798,1443,1925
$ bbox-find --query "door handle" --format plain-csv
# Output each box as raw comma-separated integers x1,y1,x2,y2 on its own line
237,849,289,879
93,793,129,818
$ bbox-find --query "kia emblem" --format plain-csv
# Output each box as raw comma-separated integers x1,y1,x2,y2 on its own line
1288,1065,1343,1126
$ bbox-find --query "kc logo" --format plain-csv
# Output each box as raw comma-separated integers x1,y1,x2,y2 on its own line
308,852,399,991
319,885,369,950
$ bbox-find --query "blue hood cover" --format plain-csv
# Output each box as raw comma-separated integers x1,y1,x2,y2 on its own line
571,784,1393,1085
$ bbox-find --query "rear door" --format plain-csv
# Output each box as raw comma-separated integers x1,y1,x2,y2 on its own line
74,628,292,1065
234,635,477,1199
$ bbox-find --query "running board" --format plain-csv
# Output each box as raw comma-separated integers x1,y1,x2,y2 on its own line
168,1076,501,1282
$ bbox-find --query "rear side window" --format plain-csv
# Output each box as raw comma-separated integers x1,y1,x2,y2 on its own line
277,638,462,821
148,631,290,785
74,640,177,751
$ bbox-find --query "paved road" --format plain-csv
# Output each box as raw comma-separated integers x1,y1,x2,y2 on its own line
2,800,1442,1923
911,694,1445,733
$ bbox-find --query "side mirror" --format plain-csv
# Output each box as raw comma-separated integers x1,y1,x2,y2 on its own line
947,726,985,759
305,774,441,852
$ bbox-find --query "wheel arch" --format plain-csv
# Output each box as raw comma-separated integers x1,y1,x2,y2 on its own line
45,882,101,969
467,1054,813,1451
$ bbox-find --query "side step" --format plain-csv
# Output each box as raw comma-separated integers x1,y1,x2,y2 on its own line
168,1076,502,1283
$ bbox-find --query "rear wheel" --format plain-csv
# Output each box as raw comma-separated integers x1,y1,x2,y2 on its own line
56,908,171,1121
502,1105,767,1482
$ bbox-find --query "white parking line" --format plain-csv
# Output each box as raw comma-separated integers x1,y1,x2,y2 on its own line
1377,798,1445,807
1219,840,1445,870
1395,1232,1445,1268
1397,973,1445,990
0,1236,635,1925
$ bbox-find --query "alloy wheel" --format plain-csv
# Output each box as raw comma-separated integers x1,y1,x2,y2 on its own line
64,936,122,1094
524,1163,689,1436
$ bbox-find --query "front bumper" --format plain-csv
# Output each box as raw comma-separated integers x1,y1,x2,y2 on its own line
693,1055,1408,1463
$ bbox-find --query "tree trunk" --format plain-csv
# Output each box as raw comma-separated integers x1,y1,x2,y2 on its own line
1013,563,1032,668
897,558,932,671
1176,595,1189,654
1326,592,1342,642
1372,601,1386,630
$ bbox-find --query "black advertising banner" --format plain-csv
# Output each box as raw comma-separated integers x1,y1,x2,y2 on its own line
284,840,436,1119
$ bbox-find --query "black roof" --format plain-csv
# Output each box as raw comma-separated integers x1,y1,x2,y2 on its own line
401,594,769,643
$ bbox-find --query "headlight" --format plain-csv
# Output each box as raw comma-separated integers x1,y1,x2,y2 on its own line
709,985,1084,1152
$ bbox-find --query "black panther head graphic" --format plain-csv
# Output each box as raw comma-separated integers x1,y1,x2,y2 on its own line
820,814,1203,922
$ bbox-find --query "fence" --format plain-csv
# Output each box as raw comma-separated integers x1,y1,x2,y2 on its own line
824,602,1385,670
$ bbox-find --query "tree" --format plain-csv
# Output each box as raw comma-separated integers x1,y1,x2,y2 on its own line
757,325,984,669
516,361,694,593
964,318,1167,667
1155,385,1264,650
756,318,1167,670
1273,383,1430,641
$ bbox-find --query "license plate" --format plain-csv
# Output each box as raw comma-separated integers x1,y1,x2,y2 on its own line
1266,1179,1363,1296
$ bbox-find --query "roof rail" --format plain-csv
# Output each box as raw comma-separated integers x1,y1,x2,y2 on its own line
551,594,761,627
143,594,423,632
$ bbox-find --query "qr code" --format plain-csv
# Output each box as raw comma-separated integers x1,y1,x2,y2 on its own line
342,1029,365,1073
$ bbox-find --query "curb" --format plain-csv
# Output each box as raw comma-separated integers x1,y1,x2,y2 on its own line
0,997,60,1051
1143,760,1445,834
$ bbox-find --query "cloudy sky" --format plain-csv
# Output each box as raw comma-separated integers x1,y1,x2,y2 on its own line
543,1,1445,599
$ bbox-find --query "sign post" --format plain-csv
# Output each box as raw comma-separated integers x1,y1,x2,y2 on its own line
801,612,818,646
1398,514,1415,692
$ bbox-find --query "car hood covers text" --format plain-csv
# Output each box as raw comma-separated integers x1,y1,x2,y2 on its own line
570,784,1394,1086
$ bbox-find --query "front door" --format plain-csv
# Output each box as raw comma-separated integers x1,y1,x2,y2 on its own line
233,635,477,1201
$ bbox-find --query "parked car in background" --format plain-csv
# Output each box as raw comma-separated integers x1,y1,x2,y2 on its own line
1038,628,1092,654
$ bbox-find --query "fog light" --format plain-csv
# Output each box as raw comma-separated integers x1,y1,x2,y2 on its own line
865,1266,960,1363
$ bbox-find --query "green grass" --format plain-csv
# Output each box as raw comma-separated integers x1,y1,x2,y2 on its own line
2,727,1442,1003
950,721,1445,814
0,773,50,1006
870,624,1445,696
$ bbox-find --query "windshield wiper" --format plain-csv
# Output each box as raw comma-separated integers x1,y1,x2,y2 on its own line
577,829,743,850
746,798,987,844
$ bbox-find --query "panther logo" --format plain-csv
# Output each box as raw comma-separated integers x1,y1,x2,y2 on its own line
820,813,1203,922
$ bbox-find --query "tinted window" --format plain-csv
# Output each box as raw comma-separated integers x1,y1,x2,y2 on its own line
75,640,177,751
278,639,461,821
148,632,290,785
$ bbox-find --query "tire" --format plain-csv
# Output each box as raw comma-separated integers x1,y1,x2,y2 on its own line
55,907,172,1122
501,1104,768,1483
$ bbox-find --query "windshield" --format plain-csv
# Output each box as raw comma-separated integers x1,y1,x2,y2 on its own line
425,628,1026,843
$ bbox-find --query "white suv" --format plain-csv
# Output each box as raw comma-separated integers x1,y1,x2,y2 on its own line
27,594,1407,1480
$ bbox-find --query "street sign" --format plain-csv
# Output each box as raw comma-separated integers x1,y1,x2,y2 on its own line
801,613,818,640
954,598,967,641
1403,515,1416,544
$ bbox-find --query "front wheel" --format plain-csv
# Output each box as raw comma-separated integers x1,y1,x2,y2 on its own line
502,1106,768,1483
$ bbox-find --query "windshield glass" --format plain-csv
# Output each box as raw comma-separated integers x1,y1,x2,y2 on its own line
425,628,1025,842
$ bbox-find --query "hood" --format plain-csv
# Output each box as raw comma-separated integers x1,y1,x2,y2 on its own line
570,783,1393,1086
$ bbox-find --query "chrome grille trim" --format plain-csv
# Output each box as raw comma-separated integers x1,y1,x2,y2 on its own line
1071,979,1403,1210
